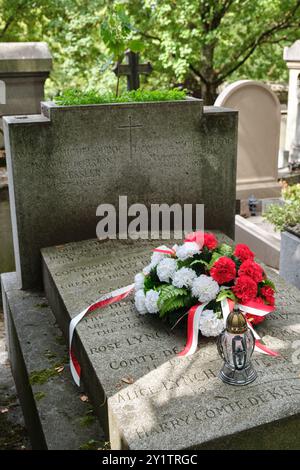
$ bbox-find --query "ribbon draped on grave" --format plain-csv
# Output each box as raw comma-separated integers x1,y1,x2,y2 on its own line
69,233,279,386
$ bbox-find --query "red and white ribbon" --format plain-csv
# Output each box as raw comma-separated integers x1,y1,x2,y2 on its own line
69,281,279,384
236,300,279,356
69,284,134,386
153,247,175,256
177,303,208,357
178,298,279,358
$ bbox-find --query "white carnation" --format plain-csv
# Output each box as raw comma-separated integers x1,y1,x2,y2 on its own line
134,272,145,291
176,242,200,261
172,267,197,288
145,289,160,314
199,310,224,337
150,245,170,267
156,258,177,282
191,275,219,303
134,290,147,315
142,246,171,275
143,263,153,275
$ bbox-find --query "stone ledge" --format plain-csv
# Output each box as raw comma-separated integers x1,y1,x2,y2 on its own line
1,272,105,450
235,215,280,269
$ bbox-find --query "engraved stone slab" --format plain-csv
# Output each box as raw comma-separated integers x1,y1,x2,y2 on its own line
42,235,300,449
4,99,237,288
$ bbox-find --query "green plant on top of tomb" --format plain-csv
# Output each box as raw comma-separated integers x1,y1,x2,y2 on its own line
263,182,300,231
54,88,187,106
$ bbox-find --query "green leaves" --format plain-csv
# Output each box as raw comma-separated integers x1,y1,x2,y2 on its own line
263,184,300,231
216,289,237,302
55,88,187,105
100,2,144,62
217,243,233,257
260,278,276,292
128,39,144,53
190,259,209,267
207,252,222,270
157,285,190,318
2,0,300,102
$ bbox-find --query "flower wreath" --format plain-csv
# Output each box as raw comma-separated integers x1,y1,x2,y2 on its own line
134,232,276,337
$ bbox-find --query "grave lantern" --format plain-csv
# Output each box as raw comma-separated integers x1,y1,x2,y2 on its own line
217,306,257,386
248,194,257,216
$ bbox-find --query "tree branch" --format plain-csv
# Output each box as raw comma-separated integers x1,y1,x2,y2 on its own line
0,0,30,39
138,30,161,42
189,64,209,85
216,1,300,84
0,14,15,39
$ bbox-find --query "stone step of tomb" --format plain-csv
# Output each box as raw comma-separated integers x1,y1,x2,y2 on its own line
41,234,300,450
1,272,106,450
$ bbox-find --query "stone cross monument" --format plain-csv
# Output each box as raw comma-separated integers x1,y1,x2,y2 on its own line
113,50,152,90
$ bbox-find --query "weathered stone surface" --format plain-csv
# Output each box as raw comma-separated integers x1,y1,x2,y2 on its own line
42,235,300,450
0,42,52,73
1,272,105,450
235,215,280,269
0,187,15,303
280,230,300,289
4,99,237,288
0,42,52,148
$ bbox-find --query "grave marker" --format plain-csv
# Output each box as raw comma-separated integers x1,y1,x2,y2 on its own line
215,80,281,199
113,51,152,90
41,235,300,449
4,98,237,289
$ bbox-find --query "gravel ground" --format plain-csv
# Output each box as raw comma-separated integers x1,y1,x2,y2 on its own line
0,306,30,449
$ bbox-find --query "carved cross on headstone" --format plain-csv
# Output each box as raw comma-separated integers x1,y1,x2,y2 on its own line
113,50,152,91
118,115,142,159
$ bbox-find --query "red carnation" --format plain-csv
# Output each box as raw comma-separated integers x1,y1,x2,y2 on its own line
233,275,258,303
238,259,264,283
260,286,275,306
203,232,218,250
210,256,236,284
234,244,255,262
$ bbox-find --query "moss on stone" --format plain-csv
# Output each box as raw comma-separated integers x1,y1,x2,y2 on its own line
0,411,28,450
44,350,57,361
34,391,46,401
35,302,48,309
55,335,66,345
79,439,110,450
29,365,61,385
79,414,96,427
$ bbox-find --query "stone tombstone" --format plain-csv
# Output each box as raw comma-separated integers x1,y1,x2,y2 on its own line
215,80,281,199
3,99,238,289
40,234,300,449
0,42,52,148
284,40,300,161
0,80,5,104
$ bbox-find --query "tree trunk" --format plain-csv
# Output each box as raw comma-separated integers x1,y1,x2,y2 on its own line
200,81,219,105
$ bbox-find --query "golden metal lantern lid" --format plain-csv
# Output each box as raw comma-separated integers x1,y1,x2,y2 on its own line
226,307,247,334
